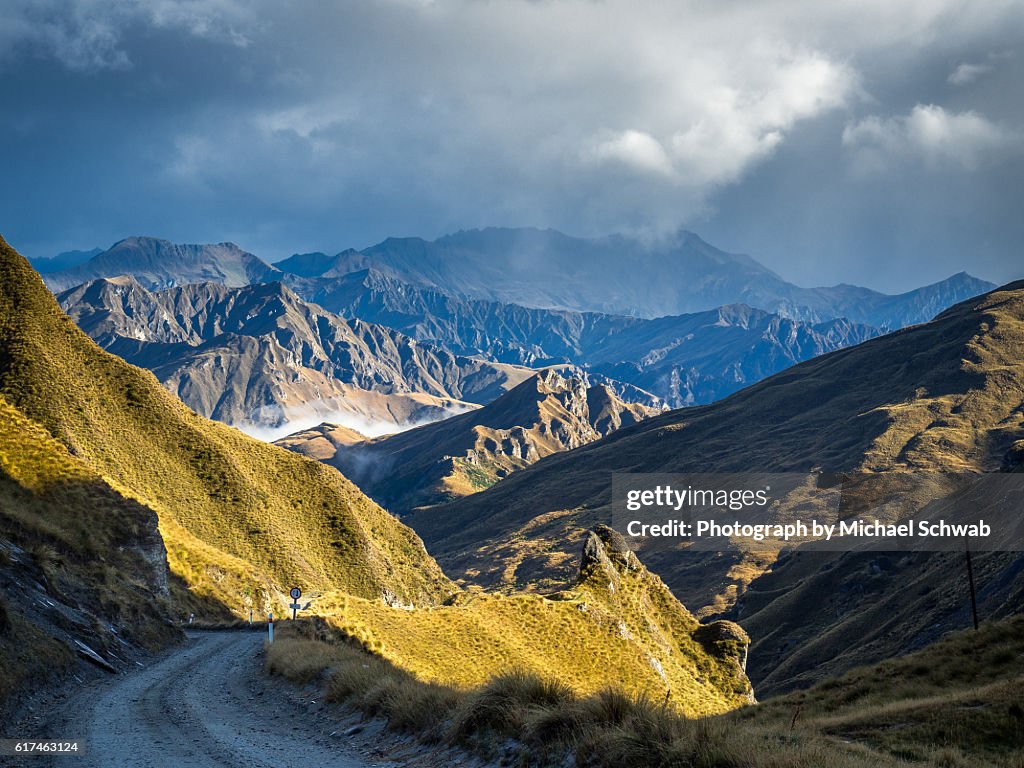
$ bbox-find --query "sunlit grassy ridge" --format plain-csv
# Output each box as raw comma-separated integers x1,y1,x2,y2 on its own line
268,612,1024,767
0,235,453,613
287,526,752,717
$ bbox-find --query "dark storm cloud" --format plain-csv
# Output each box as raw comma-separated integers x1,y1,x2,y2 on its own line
0,0,1021,291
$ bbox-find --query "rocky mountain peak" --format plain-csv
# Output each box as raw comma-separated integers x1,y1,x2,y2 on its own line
579,524,639,587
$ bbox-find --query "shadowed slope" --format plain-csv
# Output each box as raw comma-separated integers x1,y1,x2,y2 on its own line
409,280,1024,589
405,281,1024,686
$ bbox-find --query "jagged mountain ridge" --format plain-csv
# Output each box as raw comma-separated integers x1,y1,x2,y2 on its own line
282,227,995,325
405,280,1024,689
57,272,883,433
41,232,991,418
41,230,994,330
277,369,660,514
285,268,880,408
57,276,534,431
43,236,283,292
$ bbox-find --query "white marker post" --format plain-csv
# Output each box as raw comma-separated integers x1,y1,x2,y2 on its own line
268,612,274,644
289,587,302,621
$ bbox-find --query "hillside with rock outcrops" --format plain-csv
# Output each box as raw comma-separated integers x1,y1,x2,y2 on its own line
278,369,659,514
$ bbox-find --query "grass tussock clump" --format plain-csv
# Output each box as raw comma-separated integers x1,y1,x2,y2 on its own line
449,670,574,742
263,626,841,767
265,637,342,684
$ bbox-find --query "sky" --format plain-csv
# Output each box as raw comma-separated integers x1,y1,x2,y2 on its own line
0,0,1022,292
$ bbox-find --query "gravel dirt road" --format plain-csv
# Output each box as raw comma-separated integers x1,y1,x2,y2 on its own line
16,630,483,768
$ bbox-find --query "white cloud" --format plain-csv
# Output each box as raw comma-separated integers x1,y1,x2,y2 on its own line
669,53,855,187
842,104,1022,172
233,401,474,443
948,62,994,85
584,51,855,190
256,104,356,140
591,130,674,176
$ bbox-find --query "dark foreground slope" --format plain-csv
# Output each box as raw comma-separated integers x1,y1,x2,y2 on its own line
408,280,1024,687
0,235,453,622
0,393,177,715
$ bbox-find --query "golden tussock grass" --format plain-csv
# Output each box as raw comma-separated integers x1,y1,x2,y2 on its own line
268,614,1024,767
0,236,454,618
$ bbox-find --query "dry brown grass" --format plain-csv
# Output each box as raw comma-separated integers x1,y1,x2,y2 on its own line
266,615,1024,767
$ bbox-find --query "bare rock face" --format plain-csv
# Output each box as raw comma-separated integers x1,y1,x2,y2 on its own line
581,525,639,575
695,620,752,675
57,277,532,431
578,525,643,595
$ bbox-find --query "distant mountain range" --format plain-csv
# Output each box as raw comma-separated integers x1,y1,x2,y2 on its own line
37,230,994,327
281,267,881,407
42,236,283,292
48,234,958,428
277,369,658,514
58,271,887,435
271,227,995,326
57,277,532,436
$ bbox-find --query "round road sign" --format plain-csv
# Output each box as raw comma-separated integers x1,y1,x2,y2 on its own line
290,587,301,600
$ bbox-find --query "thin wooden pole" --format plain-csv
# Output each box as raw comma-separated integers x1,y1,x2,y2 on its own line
965,538,979,631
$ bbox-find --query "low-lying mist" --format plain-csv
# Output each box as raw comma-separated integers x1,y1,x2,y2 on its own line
232,400,477,443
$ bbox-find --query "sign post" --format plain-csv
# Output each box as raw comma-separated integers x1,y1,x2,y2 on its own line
268,612,274,644
289,587,302,621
